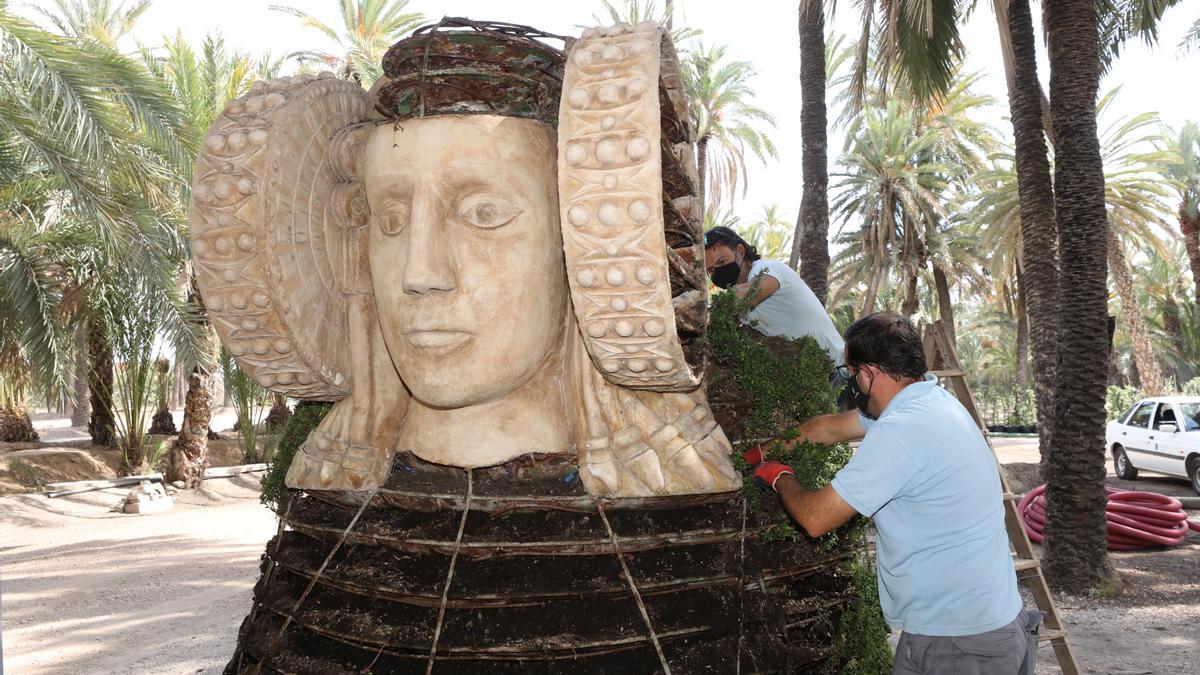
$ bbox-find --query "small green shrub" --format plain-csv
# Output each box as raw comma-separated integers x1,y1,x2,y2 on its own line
1182,377,1200,396
260,400,332,507
1106,385,1143,420
9,458,41,486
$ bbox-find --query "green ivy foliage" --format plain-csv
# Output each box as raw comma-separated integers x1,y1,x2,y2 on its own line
708,286,892,671
708,285,842,438
836,544,896,674
259,400,332,507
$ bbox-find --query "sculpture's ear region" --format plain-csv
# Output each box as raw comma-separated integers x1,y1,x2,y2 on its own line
558,23,709,393
189,74,371,400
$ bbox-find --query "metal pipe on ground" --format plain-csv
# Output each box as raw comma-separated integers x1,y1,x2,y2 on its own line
43,464,266,498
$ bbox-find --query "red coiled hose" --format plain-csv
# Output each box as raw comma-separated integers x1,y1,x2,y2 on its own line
1019,485,1200,551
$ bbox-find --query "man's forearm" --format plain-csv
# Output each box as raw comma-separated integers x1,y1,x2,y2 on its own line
774,476,857,538
779,411,863,450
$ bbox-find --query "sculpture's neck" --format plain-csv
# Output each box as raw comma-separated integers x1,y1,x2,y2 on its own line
398,353,571,468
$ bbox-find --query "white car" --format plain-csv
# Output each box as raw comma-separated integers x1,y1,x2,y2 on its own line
1106,396,1200,494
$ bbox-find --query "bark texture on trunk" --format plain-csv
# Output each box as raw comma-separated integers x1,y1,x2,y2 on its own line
860,267,882,318
1042,0,1118,594
1005,0,1059,478
69,323,90,427
900,270,919,318
793,1,830,303
0,405,38,442
696,135,709,218
933,264,956,346
168,371,213,488
1181,209,1200,305
1015,277,1030,390
265,393,292,431
86,317,115,447
1107,229,1164,396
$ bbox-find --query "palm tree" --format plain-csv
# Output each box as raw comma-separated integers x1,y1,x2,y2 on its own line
2,5,196,446
1135,240,1194,385
1096,94,1172,395
681,42,778,215
271,0,424,86
143,32,261,142
793,0,829,301
33,0,150,45
590,0,700,45
1182,17,1200,51
1151,121,1200,303
738,204,793,260
992,0,1061,482
141,32,281,485
845,0,966,112
830,101,952,317
1040,0,1118,595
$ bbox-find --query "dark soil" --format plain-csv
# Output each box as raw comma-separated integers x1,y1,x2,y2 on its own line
227,448,860,673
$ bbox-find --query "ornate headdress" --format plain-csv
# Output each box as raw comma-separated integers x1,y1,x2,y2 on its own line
188,19,733,497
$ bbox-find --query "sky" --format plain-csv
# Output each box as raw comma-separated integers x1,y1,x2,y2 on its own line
21,0,1200,231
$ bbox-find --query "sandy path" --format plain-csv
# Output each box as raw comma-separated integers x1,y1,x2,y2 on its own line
1,433,1197,674
1,476,276,674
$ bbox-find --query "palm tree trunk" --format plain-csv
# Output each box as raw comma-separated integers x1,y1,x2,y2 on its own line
1107,229,1164,395
696,135,709,218
792,1,830,304
900,269,919,318
1004,0,1059,478
265,392,292,431
86,316,115,447
69,323,90,426
1015,273,1030,390
860,267,883,317
168,370,212,487
1042,0,1118,595
1180,207,1200,305
933,264,956,345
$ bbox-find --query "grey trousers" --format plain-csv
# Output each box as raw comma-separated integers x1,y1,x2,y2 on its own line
892,608,1044,675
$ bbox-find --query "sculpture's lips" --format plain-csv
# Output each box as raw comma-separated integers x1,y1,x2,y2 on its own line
403,329,473,351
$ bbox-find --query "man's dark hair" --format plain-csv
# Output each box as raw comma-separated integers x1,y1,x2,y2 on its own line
703,226,761,262
844,312,927,380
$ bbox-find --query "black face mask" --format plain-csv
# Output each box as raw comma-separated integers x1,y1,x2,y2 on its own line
846,367,877,420
711,259,741,289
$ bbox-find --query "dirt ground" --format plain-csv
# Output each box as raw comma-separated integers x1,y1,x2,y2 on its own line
0,409,253,496
1,427,1198,674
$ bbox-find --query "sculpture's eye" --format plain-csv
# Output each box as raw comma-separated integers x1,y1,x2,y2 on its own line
379,202,410,236
456,194,522,230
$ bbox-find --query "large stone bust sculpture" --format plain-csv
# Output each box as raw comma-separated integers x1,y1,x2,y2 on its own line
189,19,736,497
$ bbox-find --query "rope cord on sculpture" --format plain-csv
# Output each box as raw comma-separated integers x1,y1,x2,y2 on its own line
249,488,379,675
425,469,473,674
735,498,750,675
238,496,295,672
595,498,673,674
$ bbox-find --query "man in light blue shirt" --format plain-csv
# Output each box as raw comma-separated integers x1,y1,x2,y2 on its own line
745,312,1042,674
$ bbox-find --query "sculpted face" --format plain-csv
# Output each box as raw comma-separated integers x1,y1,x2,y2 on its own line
365,116,567,409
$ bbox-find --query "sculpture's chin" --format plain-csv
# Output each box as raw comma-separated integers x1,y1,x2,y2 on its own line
398,364,522,410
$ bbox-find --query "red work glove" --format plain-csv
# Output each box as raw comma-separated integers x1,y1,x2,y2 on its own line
741,444,765,465
754,461,795,491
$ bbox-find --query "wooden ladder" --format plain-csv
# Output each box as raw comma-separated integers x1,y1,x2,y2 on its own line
922,320,1082,675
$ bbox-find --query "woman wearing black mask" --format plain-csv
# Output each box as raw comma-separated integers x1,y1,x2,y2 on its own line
703,226,845,368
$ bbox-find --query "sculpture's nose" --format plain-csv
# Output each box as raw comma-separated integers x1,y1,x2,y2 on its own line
402,189,457,296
